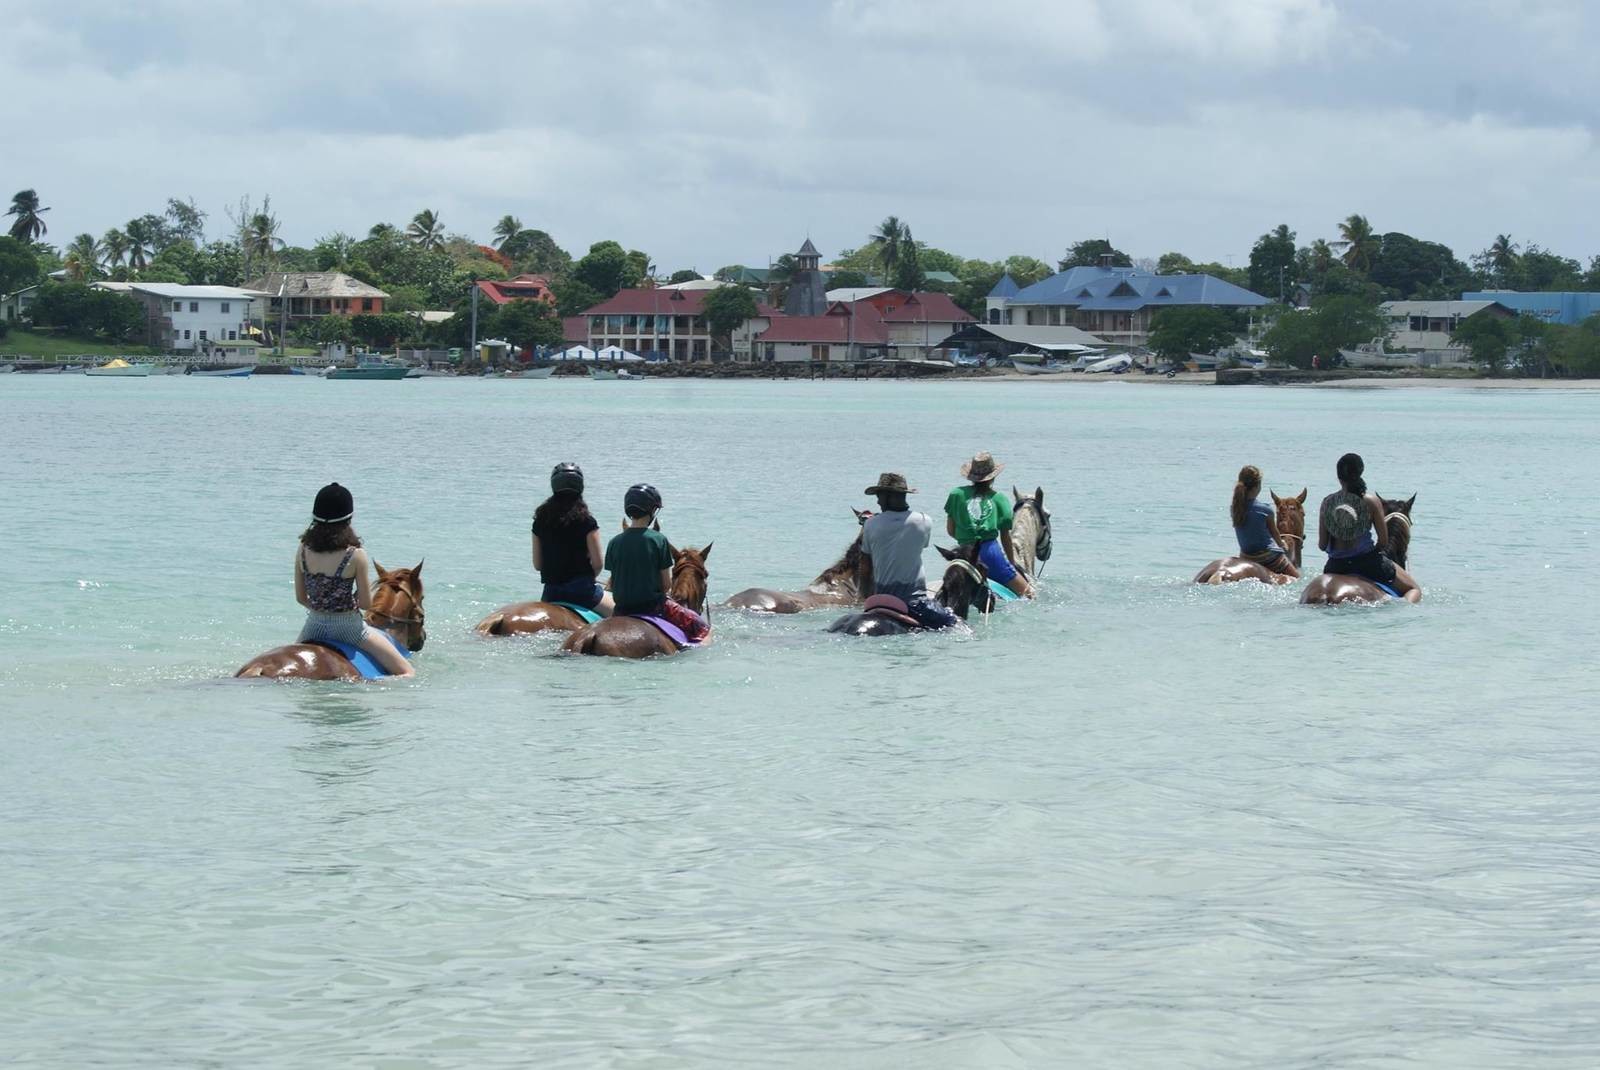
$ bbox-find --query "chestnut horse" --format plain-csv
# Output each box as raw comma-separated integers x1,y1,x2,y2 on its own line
1194,489,1306,586
724,509,871,613
1301,495,1418,605
827,546,992,637
562,543,713,659
235,562,427,681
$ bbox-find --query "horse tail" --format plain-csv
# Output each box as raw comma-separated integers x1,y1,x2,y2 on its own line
235,662,265,678
477,613,507,636
567,628,600,655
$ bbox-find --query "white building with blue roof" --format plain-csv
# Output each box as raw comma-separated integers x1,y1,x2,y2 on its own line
986,262,1269,347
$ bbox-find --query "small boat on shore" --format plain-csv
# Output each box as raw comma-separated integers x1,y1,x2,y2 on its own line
0,364,14,374
1011,359,1068,375
85,359,153,377
590,366,642,380
187,365,253,378
502,366,555,380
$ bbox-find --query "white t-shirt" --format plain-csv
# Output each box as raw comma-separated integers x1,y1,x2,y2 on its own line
862,509,932,594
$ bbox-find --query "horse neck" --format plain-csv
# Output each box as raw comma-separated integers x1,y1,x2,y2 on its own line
1010,504,1038,574
938,565,973,619
671,566,707,613
809,539,863,594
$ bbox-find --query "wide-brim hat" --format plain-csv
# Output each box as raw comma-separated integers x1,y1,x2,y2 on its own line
960,452,1004,483
865,472,916,495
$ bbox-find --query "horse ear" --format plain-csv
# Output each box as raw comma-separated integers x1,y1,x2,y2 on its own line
1404,493,1416,514
1034,486,1043,506
1012,484,1022,503
666,541,679,558
1297,488,1307,504
852,507,867,523
699,542,712,560
1271,490,1283,506
652,519,661,532
412,560,423,580
935,544,959,561
373,560,386,577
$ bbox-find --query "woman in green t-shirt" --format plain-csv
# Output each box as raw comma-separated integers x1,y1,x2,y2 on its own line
944,452,1034,598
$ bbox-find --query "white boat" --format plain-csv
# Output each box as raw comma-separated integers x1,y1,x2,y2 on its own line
1085,354,1134,374
187,365,253,378
85,359,153,377
502,366,555,380
1337,339,1461,369
1011,359,1069,375
0,364,14,374
406,367,452,378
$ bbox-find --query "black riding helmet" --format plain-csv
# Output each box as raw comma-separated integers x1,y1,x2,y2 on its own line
551,462,584,495
624,483,662,518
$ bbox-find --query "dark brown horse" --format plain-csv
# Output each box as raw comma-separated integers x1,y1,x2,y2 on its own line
827,546,992,637
235,562,427,681
1301,495,1418,605
724,509,871,613
562,543,712,659
1194,489,1307,586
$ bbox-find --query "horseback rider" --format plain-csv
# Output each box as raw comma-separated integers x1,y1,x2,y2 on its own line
603,483,710,641
944,452,1034,599
1231,464,1300,579
532,462,613,617
860,473,958,630
1317,452,1421,603
294,482,414,677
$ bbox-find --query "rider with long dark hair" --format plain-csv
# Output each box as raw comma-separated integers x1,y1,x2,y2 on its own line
532,462,613,616
1317,453,1421,602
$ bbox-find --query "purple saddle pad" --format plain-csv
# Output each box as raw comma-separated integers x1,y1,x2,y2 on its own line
629,614,692,648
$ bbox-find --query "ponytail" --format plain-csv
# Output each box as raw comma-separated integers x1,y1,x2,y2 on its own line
1230,465,1261,528
1336,452,1367,495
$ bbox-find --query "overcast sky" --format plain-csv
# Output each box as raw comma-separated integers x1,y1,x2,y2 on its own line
7,0,1598,273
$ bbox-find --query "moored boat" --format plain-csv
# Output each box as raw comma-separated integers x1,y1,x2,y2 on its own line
325,365,410,380
502,366,555,380
1010,359,1068,375
85,359,153,377
186,365,253,378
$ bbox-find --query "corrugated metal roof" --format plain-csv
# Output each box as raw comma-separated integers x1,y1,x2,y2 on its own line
1009,266,1267,310
986,273,1020,299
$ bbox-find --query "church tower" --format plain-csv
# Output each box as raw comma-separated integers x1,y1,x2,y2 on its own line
783,238,829,316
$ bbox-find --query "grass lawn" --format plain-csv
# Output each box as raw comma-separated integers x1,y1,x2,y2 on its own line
0,330,160,358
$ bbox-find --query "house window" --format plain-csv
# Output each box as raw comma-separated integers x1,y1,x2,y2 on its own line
765,343,775,360
220,302,230,314
812,344,828,361
361,298,374,312
190,302,199,313
1048,308,1062,326
229,330,237,340
172,301,182,312
183,329,191,340
199,330,207,340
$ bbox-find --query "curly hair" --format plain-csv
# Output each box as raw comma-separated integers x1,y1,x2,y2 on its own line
300,520,362,553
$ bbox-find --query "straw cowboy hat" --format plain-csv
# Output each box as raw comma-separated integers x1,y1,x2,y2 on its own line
959,452,1004,483
864,472,916,495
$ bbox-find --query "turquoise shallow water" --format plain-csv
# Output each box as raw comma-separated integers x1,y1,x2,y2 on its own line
3,375,1600,1068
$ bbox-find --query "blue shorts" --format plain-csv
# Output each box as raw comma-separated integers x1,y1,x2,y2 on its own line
976,538,1018,584
542,577,604,610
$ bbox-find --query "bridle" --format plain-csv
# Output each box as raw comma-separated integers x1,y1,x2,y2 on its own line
367,579,425,646
942,557,992,620
1016,497,1052,565
1278,530,1304,567
1385,511,1413,534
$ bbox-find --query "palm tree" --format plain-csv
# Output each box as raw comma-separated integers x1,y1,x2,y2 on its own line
244,211,284,272
101,227,130,269
368,222,399,241
6,189,50,242
492,215,523,249
124,217,157,272
408,209,445,251
1308,238,1335,275
870,216,909,280
1336,213,1378,272
1489,234,1519,281
64,233,103,280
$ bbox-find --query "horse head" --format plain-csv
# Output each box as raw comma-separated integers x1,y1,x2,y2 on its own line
1271,488,1308,568
1012,485,1053,564
811,509,874,593
370,560,426,651
1381,494,1416,569
935,544,991,620
667,542,712,614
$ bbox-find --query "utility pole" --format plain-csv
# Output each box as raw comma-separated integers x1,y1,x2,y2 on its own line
277,278,287,361
468,279,479,369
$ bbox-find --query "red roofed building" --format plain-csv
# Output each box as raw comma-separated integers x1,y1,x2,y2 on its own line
751,290,974,363
477,274,556,306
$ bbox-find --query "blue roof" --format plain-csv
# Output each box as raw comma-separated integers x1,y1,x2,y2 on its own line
986,272,1020,299
1008,265,1268,310
1461,291,1600,326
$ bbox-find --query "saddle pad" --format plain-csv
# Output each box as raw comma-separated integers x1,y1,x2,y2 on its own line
311,638,411,679
552,602,602,624
1373,582,1400,599
986,579,1020,601
628,614,694,649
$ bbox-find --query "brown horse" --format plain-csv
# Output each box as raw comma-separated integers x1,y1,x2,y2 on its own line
827,545,991,636
1301,495,1419,605
1194,489,1307,586
235,562,427,681
724,509,870,613
475,600,592,637
563,542,712,659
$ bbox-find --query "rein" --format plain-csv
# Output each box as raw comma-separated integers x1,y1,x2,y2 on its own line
944,558,991,622
1385,511,1413,534
368,580,424,631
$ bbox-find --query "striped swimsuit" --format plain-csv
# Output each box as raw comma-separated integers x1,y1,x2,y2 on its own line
297,547,375,647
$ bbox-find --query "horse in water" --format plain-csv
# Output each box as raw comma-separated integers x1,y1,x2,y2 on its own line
724,509,871,613
1301,495,1418,605
235,562,427,681
1194,489,1307,586
1008,485,1053,583
827,546,993,637
563,543,713,659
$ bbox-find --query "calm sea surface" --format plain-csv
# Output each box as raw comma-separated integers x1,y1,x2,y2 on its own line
3,375,1599,1068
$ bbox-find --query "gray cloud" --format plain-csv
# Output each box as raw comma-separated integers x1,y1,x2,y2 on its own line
5,0,1597,273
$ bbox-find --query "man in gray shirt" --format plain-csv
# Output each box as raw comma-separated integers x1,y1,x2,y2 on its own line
861,472,958,630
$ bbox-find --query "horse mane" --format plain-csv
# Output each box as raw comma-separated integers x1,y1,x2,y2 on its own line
810,533,865,590
1382,497,1413,570
670,549,710,612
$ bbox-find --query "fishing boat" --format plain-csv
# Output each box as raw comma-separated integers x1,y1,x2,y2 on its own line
85,359,153,377
502,366,556,380
325,364,410,380
1010,359,1068,375
186,365,253,378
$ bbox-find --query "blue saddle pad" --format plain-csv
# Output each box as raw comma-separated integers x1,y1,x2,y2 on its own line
313,638,411,679
986,578,1021,602
552,602,602,624
1373,582,1400,599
